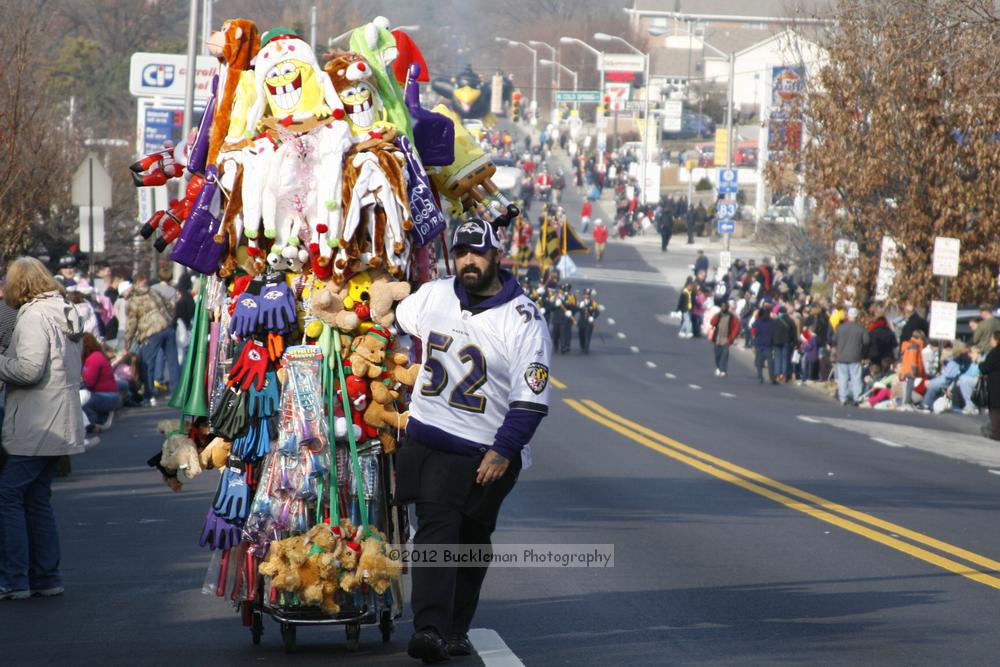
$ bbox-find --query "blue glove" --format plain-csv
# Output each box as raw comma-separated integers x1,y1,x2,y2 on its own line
248,371,280,418
199,507,243,550
231,418,271,461
213,465,250,521
258,281,296,332
229,291,261,338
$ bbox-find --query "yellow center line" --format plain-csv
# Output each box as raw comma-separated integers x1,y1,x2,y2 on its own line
550,376,567,390
565,398,1000,591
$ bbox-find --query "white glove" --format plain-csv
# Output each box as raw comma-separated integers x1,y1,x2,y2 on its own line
588,316,594,323
565,310,572,318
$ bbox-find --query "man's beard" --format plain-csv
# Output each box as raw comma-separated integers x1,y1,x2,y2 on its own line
459,259,498,294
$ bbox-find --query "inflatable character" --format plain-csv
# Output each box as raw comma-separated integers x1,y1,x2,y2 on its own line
431,65,512,121
348,17,413,139
238,28,352,276
205,18,260,163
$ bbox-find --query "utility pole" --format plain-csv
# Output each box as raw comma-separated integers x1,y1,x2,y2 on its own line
182,0,199,153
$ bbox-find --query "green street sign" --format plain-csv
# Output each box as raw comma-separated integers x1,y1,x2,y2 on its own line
555,90,602,104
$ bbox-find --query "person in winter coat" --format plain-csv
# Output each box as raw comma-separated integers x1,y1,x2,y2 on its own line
831,307,870,405
592,219,608,265
80,333,122,429
976,330,1000,439
899,330,927,407
124,275,177,404
771,307,794,382
677,281,694,338
0,257,85,600
867,314,898,368
709,301,741,376
899,304,930,343
752,307,776,384
800,325,820,384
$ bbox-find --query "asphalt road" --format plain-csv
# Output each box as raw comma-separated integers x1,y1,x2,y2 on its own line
3,149,1000,666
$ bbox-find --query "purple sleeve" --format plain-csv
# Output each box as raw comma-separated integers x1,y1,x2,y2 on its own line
491,408,546,461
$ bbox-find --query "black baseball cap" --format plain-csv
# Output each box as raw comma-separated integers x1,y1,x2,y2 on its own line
451,217,500,253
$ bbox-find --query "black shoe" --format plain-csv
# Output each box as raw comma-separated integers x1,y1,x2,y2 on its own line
446,634,473,656
408,630,450,664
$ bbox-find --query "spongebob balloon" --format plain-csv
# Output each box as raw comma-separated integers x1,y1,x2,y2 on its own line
326,52,390,139
246,27,344,129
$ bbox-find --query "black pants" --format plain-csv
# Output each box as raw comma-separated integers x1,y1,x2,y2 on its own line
552,320,572,354
660,231,671,251
578,323,593,353
399,442,521,639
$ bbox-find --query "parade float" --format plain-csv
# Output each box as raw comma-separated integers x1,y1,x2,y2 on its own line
129,16,519,652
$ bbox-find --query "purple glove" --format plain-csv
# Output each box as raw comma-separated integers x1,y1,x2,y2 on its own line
199,507,243,550
396,135,447,246
258,281,296,332
186,74,217,175
229,290,261,338
170,166,226,274
406,63,455,167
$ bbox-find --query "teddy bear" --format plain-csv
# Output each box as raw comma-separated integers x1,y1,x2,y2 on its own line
357,535,403,594
157,420,203,480
258,536,301,592
338,539,364,592
347,326,393,379
364,383,408,453
199,436,231,470
311,276,362,333
364,266,411,328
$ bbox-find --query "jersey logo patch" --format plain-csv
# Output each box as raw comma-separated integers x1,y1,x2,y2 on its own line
524,363,549,395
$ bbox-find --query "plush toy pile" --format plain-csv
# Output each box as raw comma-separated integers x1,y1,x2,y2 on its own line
130,15,518,617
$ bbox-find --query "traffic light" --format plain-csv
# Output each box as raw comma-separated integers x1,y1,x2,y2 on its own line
511,89,522,123
602,95,610,117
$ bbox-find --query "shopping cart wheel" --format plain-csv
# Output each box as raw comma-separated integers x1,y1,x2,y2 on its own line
250,610,263,646
379,609,394,643
281,622,296,653
346,622,361,652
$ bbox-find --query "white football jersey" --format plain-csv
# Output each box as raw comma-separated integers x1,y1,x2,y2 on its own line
395,277,552,446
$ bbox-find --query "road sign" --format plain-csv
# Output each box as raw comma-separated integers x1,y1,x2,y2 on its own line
555,90,601,104
623,100,657,112
718,168,738,194
720,251,732,269
717,219,736,234
714,128,729,166
604,82,630,111
642,161,661,205
929,300,958,341
932,236,960,277
129,52,219,99
78,206,105,253
71,153,112,209
662,100,682,132
599,53,645,73
716,201,738,220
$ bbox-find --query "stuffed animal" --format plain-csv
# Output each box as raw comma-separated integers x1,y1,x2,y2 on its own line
157,420,203,479
348,17,413,139
199,436,232,469
365,266,411,328
347,326,393,379
363,383,408,453
357,535,402,594
204,18,260,163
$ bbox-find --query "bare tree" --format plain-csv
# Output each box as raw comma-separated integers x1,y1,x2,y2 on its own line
769,0,1000,309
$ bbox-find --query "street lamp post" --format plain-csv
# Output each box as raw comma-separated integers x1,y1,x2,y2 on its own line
542,59,579,112
595,32,652,204
560,36,605,120
530,40,559,122
497,37,538,126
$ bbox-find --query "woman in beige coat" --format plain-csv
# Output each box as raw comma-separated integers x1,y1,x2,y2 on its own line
0,257,84,600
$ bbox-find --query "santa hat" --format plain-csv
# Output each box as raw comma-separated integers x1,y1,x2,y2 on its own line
245,27,344,129
365,325,394,348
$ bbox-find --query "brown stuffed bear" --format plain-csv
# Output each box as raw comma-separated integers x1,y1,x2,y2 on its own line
347,326,393,379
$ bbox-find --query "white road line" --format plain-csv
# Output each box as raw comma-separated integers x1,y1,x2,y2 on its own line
796,415,822,424
616,331,627,339
989,470,1000,476
664,372,676,379
871,437,905,448
469,628,524,667
629,346,640,354
720,392,736,398
689,384,702,390
607,318,616,325
645,361,657,368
